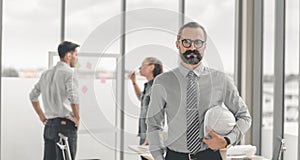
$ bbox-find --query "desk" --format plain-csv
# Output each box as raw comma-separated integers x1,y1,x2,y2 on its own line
220,149,270,160
128,145,153,160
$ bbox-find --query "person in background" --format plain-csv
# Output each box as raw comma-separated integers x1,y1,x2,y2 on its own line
129,57,163,160
29,41,80,160
146,22,252,160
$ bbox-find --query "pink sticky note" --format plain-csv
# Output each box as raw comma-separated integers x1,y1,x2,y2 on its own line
100,77,106,84
86,62,92,69
81,86,88,93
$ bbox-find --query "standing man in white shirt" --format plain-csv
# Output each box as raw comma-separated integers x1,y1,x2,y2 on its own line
29,41,80,160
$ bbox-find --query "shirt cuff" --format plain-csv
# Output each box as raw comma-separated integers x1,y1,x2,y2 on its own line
224,136,231,146
29,94,39,102
30,98,39,102
69,96,80,105
226,132,237,145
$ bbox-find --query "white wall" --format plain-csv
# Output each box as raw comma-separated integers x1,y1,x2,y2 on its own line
1,78,141,160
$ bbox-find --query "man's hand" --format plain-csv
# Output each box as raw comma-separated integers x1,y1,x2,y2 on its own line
31,101,47,125
66,116,79,128
40,116,47,125
142,138,149,145
69,104,80,130
202,129,227,150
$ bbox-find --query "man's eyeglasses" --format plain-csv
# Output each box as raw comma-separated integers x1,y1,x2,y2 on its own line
178,39,205,49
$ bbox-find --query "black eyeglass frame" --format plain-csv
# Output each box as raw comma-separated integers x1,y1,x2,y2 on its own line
178,39,206,49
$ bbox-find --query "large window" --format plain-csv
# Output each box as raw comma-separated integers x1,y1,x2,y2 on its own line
125,1,179,159
6,1,296,160
284,0,299,159
2,0,122,159
261,0,275,158
262,0,299,159
65,1,121,159
2,0,60,77
185,0,235,75
66,0,120,53
2,0,60,159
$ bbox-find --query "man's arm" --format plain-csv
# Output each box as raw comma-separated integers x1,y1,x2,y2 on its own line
67,104,80,127
203,76,251,149
223,76,252,145
31,102,47,124
29,77,46,124
66,73,80,126
146,81,166,160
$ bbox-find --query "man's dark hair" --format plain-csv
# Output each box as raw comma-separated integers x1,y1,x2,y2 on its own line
57,41,80,59
177,22,207,41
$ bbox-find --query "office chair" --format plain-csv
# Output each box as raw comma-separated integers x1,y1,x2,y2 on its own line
57,133,72,160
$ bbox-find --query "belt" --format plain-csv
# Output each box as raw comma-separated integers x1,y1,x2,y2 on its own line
188,153,198,160
167,148,221,160
47,117,75,127
167,148,200,160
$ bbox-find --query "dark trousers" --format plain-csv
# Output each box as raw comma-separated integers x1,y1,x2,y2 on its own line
43,118,77,160
165,147,222,160
139,137,148,160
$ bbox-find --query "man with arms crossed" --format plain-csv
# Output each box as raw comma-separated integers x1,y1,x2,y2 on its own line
29,41,80,160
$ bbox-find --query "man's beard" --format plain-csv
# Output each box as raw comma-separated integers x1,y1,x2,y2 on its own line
180,49,203,65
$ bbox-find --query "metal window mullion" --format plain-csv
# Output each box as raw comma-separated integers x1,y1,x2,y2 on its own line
0,0,3,159
298,0,300,158
48,52,54,68
234,0,243,92
60,0,65,42
252,0,264,155
273,0,285,159
179,0,185,28
118,0,126,160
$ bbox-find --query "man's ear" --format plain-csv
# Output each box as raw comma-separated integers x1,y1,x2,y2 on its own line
176,40,179,49
65,52,71,61
202,42,207,50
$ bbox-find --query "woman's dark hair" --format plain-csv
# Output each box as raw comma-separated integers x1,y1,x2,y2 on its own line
57,41,80,59
152,63,163,78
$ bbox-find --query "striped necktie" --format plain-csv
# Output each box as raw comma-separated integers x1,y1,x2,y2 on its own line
186,71,201,153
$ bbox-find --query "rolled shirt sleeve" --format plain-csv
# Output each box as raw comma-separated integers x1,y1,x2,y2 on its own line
224,76,252,145
29,75,42,102
65,73,79,105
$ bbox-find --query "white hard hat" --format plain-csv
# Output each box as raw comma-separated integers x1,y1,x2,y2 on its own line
203,104,236,137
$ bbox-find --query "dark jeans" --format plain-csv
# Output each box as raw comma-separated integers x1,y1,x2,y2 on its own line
165,147,222,160
43,118,77,160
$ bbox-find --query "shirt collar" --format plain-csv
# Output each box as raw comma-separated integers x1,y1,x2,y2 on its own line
144,79,154,87
56,61,71,69
148,79,154,85
179,62,205,77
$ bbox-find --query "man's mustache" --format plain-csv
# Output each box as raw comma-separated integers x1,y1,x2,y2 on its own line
180,49,202,65
183,50,200,56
